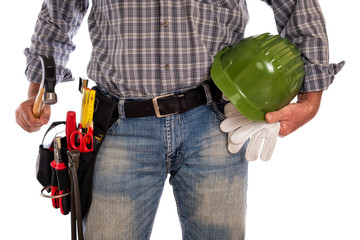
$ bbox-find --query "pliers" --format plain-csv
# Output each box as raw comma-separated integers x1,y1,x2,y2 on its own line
53,137,71,215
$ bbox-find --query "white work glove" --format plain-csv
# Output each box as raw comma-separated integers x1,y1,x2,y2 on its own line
220,102,280,161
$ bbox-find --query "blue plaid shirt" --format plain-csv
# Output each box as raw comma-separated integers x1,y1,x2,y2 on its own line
24,0,344,97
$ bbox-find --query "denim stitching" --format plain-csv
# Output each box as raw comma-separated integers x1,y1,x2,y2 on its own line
171,114,183,166
165,116,173,173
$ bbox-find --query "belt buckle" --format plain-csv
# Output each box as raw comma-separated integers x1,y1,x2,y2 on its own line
152,93,175,117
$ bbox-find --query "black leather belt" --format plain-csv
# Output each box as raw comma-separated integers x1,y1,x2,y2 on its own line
124,81,222,118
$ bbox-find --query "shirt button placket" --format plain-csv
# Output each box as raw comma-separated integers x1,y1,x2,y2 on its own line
163,19,170,71
159,2,171,92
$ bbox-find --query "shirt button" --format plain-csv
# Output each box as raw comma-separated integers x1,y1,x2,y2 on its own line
162,20,169,27
164,64,170,70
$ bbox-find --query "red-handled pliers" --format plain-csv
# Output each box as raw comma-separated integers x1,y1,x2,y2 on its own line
50,160,59,208
53,137,71,215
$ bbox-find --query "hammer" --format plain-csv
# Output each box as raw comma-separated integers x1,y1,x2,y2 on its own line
32,55,58,118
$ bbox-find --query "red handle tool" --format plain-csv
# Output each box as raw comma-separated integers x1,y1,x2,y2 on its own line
54,137,71,215
66,111,77,150
50,160,59,209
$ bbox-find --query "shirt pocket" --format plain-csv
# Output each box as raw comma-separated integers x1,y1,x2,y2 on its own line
187,0,248,58
193,0,240,10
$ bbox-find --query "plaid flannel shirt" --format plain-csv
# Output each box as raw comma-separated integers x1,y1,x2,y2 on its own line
24,0,344,97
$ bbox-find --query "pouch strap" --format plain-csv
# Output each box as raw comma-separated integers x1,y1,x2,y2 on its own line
41,121,66,147
67,150,83,240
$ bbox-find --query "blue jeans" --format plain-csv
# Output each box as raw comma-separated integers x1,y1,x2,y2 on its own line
83,93,248,240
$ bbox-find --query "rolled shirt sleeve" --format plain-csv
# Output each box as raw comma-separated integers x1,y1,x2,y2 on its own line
261,0,345,92
24,0,89,84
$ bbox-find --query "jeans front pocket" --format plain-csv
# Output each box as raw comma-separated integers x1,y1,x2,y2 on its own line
208,98,228,121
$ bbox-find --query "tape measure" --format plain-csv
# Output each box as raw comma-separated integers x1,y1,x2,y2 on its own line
80,88,96,133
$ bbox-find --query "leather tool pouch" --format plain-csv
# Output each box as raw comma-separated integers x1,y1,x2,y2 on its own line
36,86,119,218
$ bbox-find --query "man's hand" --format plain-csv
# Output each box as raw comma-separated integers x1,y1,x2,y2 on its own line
220,102,280,161
15,82,51,133
265,91,323,137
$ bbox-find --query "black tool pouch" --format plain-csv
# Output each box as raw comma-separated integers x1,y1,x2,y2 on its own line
36,86,119,218
78,86,119,217
36,121,66,189
36,145,56,188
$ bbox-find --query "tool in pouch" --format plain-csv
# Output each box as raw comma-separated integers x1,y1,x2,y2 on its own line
37,76,119,240
53,137,71,215
79,78,96,134
68,80,96,153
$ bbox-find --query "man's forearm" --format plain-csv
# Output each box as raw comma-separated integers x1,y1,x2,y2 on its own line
28,82,40,98
265,91,323,136
297,91,323,119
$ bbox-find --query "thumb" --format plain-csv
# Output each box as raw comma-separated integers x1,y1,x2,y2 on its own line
265,108,287,123
40,105,51,125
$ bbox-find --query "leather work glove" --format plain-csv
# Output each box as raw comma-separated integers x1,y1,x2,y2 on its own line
220,102,280,161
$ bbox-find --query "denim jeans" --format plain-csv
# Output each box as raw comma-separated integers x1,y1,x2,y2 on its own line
83,94,248,240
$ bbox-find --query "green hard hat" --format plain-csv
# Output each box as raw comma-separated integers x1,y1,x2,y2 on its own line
211,33,305,121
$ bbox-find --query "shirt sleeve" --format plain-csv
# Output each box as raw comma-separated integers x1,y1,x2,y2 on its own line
24,0,89,84
261,0,344,92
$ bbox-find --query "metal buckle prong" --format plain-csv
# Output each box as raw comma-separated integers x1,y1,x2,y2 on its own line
152,93,175,117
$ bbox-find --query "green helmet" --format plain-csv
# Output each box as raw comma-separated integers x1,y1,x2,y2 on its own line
211,33,305,121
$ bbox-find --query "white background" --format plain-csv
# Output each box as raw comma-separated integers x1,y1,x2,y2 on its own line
0,1,358,239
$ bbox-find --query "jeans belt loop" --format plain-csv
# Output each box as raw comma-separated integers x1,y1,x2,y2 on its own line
118,99,126,119
202,83,213,106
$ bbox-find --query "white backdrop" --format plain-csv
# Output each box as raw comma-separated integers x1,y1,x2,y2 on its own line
0,1,358,239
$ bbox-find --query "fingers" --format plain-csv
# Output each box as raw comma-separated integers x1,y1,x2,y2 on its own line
244,122,280,161
265,105,290,123
15,107,42,132
259,122,280,161
265,103,315,137
220,114,251,133
265,92,323,137
230,121,268,144
227,131,247,154
40,105,51,125
265,107,292,136
15,97,49,133
265,105,297,137
224,103,239,117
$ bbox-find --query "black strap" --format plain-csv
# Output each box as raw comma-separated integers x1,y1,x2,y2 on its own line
67,150,84,240
41,121,66,145
124,81,222,118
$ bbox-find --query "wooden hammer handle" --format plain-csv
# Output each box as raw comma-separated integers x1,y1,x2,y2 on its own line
32,87,45,118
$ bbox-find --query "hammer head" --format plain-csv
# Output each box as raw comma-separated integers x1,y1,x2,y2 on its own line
38,55,58,105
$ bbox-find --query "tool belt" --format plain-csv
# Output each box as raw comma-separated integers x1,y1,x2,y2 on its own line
36,86,118,240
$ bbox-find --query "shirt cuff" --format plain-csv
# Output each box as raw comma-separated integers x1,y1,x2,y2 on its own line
300,61,345,92
24,48,74,84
